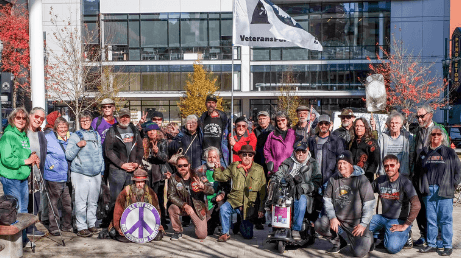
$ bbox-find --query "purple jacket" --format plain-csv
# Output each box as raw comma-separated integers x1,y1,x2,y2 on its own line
264,129,298,175
91,116,117,144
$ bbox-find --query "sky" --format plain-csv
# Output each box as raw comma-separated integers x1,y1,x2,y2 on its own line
451,0,461,36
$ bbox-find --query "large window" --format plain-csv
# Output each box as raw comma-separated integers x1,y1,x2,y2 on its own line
251,1,391,61
112,65,241,92
102,12,238,61
251,64,368,91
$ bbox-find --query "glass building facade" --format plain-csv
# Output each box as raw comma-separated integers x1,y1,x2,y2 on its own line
81,0,396,122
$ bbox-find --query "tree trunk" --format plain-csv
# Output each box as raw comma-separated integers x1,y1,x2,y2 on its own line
12,81,17,109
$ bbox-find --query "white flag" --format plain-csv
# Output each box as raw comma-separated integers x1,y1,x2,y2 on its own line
233,0,322,51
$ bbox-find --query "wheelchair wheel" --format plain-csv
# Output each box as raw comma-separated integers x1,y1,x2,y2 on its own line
278,240,285,254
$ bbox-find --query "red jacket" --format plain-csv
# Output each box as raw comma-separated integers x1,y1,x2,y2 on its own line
230,130,257,162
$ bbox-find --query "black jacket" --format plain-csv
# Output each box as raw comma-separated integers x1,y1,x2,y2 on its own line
308,133,344,184
414,145,461,198
148,139,171,183
254,124,275,170
332,126,352,149
349,137,380,181
104,123,144,171
169,127,203,170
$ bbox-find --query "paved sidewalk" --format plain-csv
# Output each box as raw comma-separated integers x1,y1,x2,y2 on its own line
21,207,460,258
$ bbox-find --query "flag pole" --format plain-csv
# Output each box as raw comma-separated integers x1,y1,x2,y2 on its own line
230,0,235,164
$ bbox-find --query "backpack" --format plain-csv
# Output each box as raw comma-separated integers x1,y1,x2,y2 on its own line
96,181,111,220
0,195,18,226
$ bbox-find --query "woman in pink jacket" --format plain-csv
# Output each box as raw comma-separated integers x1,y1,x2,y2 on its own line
264,111,300,176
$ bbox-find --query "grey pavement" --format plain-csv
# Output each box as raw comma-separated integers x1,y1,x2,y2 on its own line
1,184,460,257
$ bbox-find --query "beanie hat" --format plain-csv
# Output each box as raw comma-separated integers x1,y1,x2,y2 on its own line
338,150,354,165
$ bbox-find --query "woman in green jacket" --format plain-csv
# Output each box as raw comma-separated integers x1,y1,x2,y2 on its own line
0,108,40,245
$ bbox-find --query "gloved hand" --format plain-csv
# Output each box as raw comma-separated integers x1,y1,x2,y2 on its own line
293,174,303,184
266,161,274,173
284,175,295,187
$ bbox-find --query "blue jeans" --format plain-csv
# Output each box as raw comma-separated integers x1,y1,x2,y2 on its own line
370,214,412,254
1,177,29,243
220,201,253,239
293,194,307,231
72,172,101,231
423,185,453,248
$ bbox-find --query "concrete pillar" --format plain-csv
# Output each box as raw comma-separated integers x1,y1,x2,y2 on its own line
29,0,46,110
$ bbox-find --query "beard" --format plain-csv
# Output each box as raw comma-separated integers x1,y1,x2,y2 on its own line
206,161,215,168
298,117,307,123
342,121,350,128
133,184,145,202
119,122,130,128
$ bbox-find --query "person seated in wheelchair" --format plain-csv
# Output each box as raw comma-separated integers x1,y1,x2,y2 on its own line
267,141,322,240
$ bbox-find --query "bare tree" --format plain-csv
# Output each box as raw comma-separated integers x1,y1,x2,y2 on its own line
45,7,129,129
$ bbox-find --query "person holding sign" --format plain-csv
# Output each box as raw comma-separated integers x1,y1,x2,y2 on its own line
107,168,163,243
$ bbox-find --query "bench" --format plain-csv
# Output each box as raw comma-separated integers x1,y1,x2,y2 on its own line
0,213,38,258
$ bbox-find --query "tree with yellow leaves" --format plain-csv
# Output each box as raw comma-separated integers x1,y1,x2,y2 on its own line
277,69,301,124
178,62,223,118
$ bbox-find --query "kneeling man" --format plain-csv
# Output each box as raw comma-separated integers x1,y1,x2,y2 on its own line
108,168,163,242
168,156,214,240
314,151,375,257
370,154,420,253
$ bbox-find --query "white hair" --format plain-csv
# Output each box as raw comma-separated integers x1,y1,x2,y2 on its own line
425,126,449,147
185,114,198,123
203,147,220,159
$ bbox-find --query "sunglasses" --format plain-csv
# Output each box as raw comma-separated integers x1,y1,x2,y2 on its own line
236,124,246,128
34,114,45,122
384,164,396,168
341,116,353,119
177,164,189,168
241,153,254,158
102,105,113,109
431,132,442,136
15,116,27,121
318,122,330,126
296,150,308,154
416,113,428,119
276,119,286,123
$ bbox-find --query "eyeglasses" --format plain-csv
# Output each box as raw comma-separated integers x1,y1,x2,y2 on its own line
276,119,286,123
102,105,113,109
186,122,197,125
416,113,428,119
15,116,27,121
318,122,330,126
296,150,308,154
431,132,442,136
80,120,92,123
241,153,254,158
177,164,189,168
34,114,45,122
341,116,353,120
384,164,396,168
236,124,246,128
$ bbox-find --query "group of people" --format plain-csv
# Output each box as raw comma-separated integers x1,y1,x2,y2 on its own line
0,95,458,257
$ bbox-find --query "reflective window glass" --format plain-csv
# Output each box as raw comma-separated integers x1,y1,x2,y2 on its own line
181,20,208,47
141,20,168,47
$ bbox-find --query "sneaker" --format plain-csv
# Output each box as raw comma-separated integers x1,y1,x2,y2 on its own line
88,227,99,234
27,229,46,236
327,236,347,253
419,246,437,253
414,237,426,246
404,231,413,249
292,230,301,240
440,248,453,256
218,234,231,242
170,232,182,241
61,228,74,233
77,229,92,237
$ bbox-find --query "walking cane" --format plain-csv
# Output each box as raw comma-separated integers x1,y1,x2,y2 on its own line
35,162,66,246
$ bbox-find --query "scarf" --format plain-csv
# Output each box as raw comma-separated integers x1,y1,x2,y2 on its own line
289,152,311,177
237,162,253,176
275,127,288,140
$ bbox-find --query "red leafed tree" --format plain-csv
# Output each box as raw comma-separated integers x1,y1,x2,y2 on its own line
367,37,448,119
0,1,30,108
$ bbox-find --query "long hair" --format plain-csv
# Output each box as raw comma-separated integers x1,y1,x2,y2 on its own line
7,107,29,132
425,125,449,147
143,129,164,159
350,117,374,142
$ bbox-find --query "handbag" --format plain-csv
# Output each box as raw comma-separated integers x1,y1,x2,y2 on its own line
168,133,197,165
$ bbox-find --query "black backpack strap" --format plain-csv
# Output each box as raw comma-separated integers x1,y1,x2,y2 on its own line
95,116,103,132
